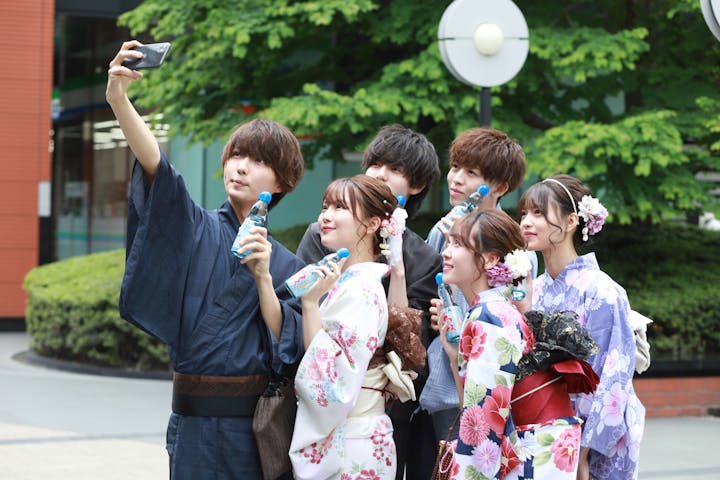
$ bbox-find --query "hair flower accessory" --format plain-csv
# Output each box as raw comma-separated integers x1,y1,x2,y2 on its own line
577,195,608,242
487,249,531,295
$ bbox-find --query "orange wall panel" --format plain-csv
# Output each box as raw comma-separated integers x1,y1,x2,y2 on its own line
0,0,53,319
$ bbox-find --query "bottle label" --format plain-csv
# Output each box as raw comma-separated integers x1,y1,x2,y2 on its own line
443,305,464,343
231,218,263,259
285,267,321,298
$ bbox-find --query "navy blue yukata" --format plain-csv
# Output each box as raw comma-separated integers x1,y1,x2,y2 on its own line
119,150,305,479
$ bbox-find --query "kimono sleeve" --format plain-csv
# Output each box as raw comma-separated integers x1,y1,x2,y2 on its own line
576,284,638,456
455,305,523,479
289,278,387,478
119,150,202,346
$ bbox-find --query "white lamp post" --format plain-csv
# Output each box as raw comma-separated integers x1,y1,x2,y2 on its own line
438,0,529,126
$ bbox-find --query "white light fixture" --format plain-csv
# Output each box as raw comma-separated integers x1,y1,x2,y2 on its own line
473,23,504,56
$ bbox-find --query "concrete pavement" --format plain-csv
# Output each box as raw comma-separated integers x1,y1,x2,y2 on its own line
1,331,718,479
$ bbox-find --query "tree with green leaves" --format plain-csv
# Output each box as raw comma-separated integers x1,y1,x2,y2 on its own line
120,0,720,223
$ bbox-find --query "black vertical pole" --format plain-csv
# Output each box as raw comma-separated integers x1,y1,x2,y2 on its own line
479,87,491,126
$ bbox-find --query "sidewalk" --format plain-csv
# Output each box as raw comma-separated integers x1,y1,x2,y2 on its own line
1,331,718,479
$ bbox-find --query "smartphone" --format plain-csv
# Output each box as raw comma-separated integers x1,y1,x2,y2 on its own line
122,42,171,70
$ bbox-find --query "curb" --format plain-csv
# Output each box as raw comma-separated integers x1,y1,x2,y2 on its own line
12,350,172,381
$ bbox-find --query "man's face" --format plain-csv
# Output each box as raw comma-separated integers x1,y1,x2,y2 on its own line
364,163,423,200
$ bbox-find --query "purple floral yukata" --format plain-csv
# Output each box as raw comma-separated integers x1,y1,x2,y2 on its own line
532,253,645,479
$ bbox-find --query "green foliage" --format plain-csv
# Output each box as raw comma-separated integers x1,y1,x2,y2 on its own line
595,222,720,360
23,250,169,371
117,0,720,222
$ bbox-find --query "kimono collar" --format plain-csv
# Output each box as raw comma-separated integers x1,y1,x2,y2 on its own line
557,252,600,278
471,286,507,307
219,201,241,230
342,262,390,282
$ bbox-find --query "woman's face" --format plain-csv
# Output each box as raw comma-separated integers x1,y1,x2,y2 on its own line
441,233,481,289
318,193,365,252
520,199,571,252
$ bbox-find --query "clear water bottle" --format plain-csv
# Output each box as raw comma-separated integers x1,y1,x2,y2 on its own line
230,191,272,259
285,248,350,297
436,272,464,343
444,184,490,228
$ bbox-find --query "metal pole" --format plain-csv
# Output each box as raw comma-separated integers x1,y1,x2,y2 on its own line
479,87,491,126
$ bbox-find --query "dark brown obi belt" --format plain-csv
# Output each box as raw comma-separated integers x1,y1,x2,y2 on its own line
172,372,269,417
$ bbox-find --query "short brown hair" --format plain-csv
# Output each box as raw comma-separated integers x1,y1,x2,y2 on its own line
451,209,526,275
221,119,304,209
449,127,526,195
322,175,397,255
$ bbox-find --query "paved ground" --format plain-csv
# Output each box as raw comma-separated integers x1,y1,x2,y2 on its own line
1,331,719,479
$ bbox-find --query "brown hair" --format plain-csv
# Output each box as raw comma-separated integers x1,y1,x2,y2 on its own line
449,127,526,196
450,209,526,277
322,175,397,255
221,119,304,209
517,174,593,250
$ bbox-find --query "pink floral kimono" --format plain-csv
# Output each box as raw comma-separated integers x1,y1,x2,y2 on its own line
290,262,414,480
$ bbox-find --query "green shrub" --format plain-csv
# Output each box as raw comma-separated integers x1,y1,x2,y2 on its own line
22,219,719,371
23,250,169,372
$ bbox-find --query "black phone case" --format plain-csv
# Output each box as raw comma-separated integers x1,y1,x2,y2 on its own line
122,43,171,70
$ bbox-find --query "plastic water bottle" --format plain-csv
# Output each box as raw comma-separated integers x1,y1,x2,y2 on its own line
285,248,350,297
230,191,272,259
436,273,464,343
443,184,490,228
388,195,407,266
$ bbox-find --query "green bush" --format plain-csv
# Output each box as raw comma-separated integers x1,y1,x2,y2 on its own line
23,250,169,372
22,219,719,371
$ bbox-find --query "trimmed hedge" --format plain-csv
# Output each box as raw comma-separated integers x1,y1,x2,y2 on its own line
22,219,719,371
23,250,169,371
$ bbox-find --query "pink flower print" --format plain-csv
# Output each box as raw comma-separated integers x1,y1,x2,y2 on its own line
601,383,628,427
366,336,379,352
307,358,323,382
325,360,338,383
609,433,628,459
355,469,381,480
341,475,352,480
316,348,329,364
482,385,512,433
487,302,518,328
500,435,523,478
603,349,629,377
471,439,501,477
459,406,490,446
550,425,581,472
331,324,358,366
315,386,328,407
460,321,487,362
371,429,385,445
373,446,384,460
386,456,393,467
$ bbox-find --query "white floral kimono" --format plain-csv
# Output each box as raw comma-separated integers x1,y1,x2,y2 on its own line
291,262,412,480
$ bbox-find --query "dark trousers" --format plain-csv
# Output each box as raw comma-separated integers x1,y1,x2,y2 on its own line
390,401,436,480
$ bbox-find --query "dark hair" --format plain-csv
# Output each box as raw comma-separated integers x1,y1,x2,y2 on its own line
322,175,397,255
517,174,593,250
362,124,440,219
221,119,304,209
450,209,526,279
449,127,526,196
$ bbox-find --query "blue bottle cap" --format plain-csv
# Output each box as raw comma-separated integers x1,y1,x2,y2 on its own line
396,195,407,208
258,191,272,203
336,248,350,259
478,184,490,196
435,272,444,285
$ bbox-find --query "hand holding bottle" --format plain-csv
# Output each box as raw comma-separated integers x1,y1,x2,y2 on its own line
231,191,271,259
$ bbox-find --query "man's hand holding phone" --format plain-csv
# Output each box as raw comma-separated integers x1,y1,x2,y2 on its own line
121,42,171,70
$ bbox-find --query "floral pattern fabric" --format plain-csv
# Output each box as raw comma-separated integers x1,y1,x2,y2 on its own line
532,253,645,479
451,297,583,479
290,262,397,480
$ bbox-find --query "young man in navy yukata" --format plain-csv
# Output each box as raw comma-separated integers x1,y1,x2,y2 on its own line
295,124,443,480
107,40,306,479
